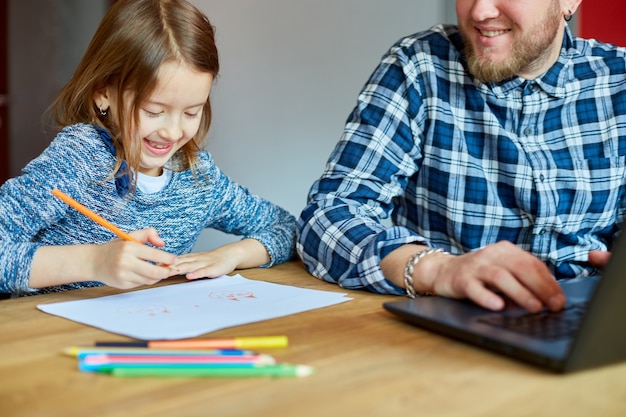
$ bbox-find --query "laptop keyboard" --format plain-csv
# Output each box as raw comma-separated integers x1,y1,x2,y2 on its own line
478,302,588,340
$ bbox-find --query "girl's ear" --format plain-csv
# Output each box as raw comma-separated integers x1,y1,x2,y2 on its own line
93,87,111,114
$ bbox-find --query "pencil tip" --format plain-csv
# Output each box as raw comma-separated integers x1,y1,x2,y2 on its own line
295,365,315,377
62,347,76,356
259,354,277,365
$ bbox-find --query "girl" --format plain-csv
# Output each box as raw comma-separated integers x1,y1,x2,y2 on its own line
0,0,295,297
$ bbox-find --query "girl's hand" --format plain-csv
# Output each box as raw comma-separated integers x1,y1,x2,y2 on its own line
174,238,270,280
92,228,178,289
29,228,178,290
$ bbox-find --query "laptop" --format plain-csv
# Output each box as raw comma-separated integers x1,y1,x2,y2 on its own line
383,239,626,373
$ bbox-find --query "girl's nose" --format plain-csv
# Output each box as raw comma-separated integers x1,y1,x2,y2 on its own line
160,120,183,141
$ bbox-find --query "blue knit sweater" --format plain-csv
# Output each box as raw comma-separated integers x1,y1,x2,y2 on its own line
0,123,296,296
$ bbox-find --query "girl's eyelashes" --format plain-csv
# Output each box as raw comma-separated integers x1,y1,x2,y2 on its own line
142,109,201,118
143,109,163,118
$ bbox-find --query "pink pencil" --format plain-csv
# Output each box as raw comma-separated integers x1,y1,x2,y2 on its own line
78,353,277,372
81,354,275,365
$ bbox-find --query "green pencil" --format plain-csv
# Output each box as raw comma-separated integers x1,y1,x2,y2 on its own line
110,363,314,378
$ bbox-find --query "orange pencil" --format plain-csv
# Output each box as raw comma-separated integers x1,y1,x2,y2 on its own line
51,188,142,244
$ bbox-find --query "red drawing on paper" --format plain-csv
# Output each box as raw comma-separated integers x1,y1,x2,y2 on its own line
208,290,256,301
116,305,170,317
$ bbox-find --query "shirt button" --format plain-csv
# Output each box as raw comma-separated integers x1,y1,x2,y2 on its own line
540,174,545,182
523,128,532,135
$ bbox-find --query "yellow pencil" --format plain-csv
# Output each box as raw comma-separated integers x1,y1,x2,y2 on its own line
51,188,142,244
95,336,290,350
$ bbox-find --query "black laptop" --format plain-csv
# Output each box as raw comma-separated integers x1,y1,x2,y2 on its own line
383,240,626,373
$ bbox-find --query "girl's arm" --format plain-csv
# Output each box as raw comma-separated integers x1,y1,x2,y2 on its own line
29,228,178,290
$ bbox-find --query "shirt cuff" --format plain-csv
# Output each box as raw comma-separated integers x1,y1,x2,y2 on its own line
356,226,429,294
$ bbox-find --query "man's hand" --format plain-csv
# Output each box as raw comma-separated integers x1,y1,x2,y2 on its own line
382,241,566,313
589,250,611,269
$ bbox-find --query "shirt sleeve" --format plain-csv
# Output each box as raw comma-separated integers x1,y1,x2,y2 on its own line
297,42,432,294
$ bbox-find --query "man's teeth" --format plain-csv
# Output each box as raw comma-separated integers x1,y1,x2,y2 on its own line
481,30,506,37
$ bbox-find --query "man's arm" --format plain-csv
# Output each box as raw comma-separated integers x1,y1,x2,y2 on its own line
380,241,566,312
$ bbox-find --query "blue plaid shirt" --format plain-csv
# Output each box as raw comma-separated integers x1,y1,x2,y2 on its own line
297,24,626,295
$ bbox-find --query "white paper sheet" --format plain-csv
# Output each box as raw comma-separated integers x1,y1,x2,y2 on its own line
37,274,352,340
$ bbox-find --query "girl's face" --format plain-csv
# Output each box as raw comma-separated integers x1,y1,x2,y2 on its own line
101,60,213,176
135,60,213,176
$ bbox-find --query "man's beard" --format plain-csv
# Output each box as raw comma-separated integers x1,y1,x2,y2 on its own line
461,7,562,83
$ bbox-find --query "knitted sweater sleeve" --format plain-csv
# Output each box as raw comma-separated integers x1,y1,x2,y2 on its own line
196,155,296,267
0,125,106,294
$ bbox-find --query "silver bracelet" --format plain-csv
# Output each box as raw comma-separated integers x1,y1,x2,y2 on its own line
403,248,446,298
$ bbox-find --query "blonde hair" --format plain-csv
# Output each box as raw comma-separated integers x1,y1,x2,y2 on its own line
50,0,219,182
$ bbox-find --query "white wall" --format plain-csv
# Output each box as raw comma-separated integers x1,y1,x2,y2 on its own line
191,0,454,250
9,0,454,251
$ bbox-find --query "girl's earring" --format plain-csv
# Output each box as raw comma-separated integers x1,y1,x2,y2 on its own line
99,105,108,117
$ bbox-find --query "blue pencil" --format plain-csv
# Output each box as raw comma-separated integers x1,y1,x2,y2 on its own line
64,347,256,358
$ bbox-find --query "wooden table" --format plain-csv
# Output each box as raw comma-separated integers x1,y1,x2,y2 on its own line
0,260,624,417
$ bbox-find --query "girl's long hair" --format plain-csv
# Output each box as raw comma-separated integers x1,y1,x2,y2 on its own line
50,0,219,181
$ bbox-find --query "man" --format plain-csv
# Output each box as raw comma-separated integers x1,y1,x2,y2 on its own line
297,0,622,312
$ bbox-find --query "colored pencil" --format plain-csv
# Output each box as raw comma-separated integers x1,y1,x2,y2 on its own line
95,335,289,350
80,354,276,365
51,188,142,244
80,353,275,366
80,359,275,373
64,347,256,358
108,363,314,378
